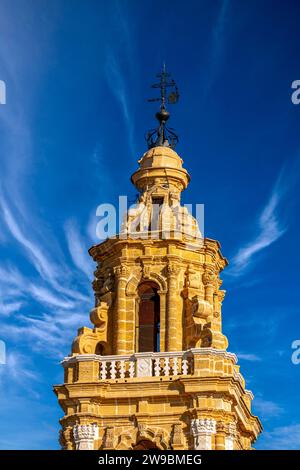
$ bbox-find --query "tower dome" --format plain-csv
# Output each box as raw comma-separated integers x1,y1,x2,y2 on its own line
131,146,190,193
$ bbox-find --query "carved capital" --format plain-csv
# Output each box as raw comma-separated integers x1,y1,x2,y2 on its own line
114,265,128,280
190,418,216,450
167,262,180,278
191,418,216,436
73,424,98,450
202,271,216,286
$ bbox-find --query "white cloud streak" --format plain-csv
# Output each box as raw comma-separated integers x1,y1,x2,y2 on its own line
0,301,24,317
64,218,92,279
260,423,300,450
228,170,289,276
104,1,137,156
237,353,262,362
0,351,39,385
0,197,59,283
253,398,283,420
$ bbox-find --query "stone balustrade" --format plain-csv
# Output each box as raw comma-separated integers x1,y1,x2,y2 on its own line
62,348,240,383
99,350,193,379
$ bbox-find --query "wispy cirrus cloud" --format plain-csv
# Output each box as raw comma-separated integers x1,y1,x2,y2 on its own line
0,351,39,385
0,196,60,283
0,301,24,317
0,201,91,356
253,398,283,420
104,1,137,156
227,166,295,276
28,285,77,310
1,308,88,357
259,423,300,450
202,0,230,99
237,353,262,362
64,218,92,279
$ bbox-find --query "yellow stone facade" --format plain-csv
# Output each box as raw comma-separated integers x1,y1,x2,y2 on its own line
54,145,262,450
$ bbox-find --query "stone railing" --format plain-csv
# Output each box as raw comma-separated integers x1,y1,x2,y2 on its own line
62,348,239,383
98,351,193,380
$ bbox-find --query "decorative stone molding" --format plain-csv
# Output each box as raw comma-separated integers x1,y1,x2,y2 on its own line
125,270,167,295
72,325,107,354
185,265,201,289
171,423,185,449
190,418,216,450
136,423,170,450
73,423,98,450
103,426,115,449
141,261,152,279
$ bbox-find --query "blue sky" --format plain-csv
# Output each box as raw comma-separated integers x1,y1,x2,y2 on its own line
0,0,300,450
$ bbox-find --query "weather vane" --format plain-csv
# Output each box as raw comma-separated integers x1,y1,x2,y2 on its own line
146,64,179,149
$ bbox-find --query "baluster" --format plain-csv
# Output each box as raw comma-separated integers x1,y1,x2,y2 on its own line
173,356,179,376
154,358,160,376
100,361,107,380
164,357,170,376
111,360,116,379
129,360,135,378
120,360,125,378
182,357,188,375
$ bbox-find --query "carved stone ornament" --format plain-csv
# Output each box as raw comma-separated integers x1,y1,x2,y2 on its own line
73,423,98,450
167,262,180,277
185,266,201,289
171,423,185,447
114,265,128,279
191,418,216,435
202,271,216,286
190,418,216,450
103,427,115,449
191,295,213,319
142,263,152,279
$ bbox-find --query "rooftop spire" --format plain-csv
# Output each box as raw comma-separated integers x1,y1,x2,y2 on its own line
146,65,179,149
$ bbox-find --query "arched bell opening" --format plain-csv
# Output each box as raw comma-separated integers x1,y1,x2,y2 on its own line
136,281,160,352
95,342,104,355
132,439,159,450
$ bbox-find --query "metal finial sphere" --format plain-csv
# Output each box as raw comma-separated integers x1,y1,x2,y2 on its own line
156,108,170,123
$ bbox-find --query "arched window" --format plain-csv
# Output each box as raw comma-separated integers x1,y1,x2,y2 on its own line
137,282,160,352
132,439,159,450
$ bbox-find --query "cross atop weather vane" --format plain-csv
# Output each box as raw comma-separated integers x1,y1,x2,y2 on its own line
146,64,180,149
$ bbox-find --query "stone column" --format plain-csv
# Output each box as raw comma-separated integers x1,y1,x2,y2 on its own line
73,424,98,450
159,291,167,352
225,422,236,450
190,418,216,450
114,266,128,355
215,422,226,450
167,263,180,351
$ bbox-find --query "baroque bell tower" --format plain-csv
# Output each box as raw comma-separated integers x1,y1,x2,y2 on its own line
54,67,262,451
